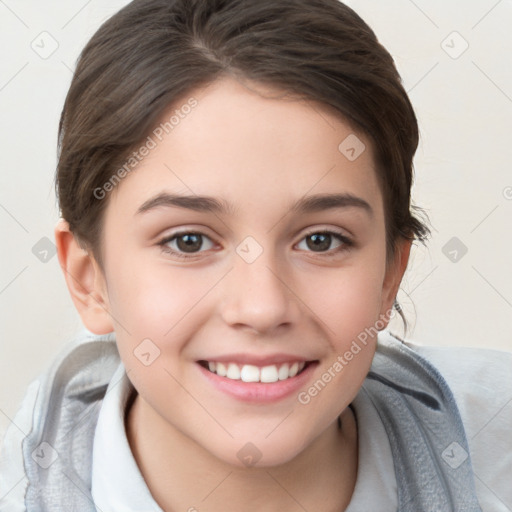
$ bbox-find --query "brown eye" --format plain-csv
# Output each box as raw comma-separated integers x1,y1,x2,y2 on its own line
296,230,353,255
175,233,203,253
159,231,215,259
306,233,333,252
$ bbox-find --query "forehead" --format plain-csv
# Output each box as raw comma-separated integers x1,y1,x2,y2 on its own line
107,76,383,221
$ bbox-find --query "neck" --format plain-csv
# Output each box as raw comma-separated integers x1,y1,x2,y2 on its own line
126,395,358,512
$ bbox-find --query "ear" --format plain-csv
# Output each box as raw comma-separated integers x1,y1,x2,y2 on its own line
54,219,114,334
379,238,412,325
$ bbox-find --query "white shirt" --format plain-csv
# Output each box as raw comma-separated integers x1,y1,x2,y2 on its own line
91,335,512,511
2,333,510,511
90,363,400,511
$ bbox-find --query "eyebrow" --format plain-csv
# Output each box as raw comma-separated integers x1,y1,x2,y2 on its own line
136,192,373,217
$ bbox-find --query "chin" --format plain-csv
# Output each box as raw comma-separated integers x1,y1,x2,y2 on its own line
203,430,311,470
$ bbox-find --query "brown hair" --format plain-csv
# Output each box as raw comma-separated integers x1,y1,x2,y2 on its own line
56,0,429,271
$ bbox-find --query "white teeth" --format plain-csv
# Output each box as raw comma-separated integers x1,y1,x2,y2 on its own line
278,363,290,381
240,365,260,383
226,363,241,380
216,362,227,377
205,361,306,382
289,362,299,378
260,365,279,383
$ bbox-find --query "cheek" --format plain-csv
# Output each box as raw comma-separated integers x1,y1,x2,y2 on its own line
106,256,213,334
300,259,386,338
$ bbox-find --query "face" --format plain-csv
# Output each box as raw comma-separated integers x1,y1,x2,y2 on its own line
90,77,405,467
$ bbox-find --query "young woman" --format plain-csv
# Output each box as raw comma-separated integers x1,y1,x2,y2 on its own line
1,0,510,510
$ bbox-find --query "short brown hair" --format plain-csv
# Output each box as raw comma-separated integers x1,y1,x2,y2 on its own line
56,0,429,267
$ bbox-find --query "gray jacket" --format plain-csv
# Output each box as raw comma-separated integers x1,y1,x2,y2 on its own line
1,330,510,511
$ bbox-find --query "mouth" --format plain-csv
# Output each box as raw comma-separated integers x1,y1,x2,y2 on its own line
198,360,311,383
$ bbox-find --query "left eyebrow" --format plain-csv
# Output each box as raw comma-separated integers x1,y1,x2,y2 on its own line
135,192,373,218
291,193,373,217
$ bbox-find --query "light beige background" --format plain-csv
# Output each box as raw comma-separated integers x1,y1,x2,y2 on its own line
1,0,511,444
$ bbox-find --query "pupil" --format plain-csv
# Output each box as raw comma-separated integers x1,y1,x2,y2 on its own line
177,234,201,252
308,233,330,251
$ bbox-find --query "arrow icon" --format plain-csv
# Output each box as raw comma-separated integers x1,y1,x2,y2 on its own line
134,338,161,366
36,39,45,48
338,134,365,161
442,441,468,469
440,31,469,59
237,442,262,466
442,236,468,263
236,236,263,263
31,442,58,468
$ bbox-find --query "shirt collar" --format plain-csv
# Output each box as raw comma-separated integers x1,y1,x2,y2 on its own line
91,363,163,512
91,362,396,511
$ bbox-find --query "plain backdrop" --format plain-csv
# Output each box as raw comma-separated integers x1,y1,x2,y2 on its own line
1,0,511,444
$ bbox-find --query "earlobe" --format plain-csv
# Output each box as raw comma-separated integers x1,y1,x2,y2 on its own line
380,238,413,324
54,219,114,334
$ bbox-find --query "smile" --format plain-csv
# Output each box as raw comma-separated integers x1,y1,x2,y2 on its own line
200,361,307,383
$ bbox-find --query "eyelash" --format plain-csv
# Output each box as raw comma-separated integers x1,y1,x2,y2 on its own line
157,229,354,260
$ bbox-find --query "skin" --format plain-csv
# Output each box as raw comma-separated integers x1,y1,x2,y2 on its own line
56,76,411,511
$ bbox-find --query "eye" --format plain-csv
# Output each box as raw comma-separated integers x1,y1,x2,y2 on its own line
158,231,215,259
296,230,353,255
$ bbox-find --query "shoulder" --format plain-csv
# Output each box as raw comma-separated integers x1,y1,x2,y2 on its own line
397,333,512,511
0,330,121,510
401,337,512,438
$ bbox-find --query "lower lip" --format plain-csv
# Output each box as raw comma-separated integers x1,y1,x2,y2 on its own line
196,362,318,403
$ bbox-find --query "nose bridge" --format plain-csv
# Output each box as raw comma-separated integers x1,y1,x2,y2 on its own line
219,237,299,333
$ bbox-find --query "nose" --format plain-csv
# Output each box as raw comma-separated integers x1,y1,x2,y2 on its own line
219,247,300,336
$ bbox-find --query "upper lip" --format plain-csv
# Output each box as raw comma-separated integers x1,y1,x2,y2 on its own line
198,353,317,366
